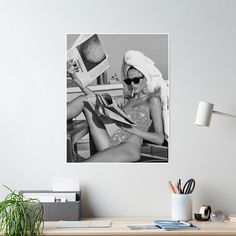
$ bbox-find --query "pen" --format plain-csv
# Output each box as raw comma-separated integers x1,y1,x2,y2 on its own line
175,182,180,194
168,180,176,194
178,179,182,194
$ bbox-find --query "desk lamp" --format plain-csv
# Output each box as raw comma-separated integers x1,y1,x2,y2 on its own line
195,101,236,127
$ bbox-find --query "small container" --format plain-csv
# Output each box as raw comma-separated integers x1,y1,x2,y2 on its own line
171,194,192,221
229,214,236,223
210,210,225,222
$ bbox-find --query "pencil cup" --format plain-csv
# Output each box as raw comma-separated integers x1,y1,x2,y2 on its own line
171,194,192,221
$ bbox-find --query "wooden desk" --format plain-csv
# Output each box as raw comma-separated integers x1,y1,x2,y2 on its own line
41,218,236,236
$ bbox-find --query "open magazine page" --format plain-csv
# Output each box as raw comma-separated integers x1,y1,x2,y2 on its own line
87,93,135,126
67,34,109,86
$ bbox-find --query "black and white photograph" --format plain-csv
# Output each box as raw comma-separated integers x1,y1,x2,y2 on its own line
67,34,169,163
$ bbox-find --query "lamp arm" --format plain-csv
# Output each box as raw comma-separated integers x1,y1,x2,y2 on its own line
213,110,236,118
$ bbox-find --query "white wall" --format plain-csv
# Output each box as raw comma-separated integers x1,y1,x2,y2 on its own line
0,0,236,217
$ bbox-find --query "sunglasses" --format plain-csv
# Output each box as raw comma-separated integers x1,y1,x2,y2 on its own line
123,76,144,85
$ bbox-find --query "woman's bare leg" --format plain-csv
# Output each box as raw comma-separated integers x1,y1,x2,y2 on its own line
85,135,142,162
67,95,87,120
83,102,110,151
67,94,110,151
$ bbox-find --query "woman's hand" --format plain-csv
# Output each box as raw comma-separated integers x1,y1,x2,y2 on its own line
67,59,85,89
67,60,80,78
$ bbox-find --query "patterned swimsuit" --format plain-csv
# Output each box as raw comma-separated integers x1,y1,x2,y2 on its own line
110,105,152,146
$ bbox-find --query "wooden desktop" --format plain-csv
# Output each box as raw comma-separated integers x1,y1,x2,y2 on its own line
35,218,236,236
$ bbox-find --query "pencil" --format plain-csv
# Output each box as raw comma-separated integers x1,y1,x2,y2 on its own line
168,180,176,194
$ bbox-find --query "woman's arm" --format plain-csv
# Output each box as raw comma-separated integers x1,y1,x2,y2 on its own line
67,60,95,120
67,59,94,96
75,79,94,96
146,94,165,144
119,95,165,145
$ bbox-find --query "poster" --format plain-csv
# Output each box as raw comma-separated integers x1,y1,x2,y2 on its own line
67,34,169,163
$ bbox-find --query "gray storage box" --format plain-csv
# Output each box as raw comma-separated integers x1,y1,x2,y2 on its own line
20,190,81,221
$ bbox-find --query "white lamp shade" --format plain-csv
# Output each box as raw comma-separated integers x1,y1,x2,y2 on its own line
195,101,214,126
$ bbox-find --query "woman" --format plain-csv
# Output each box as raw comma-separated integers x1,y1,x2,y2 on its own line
67,50,166,162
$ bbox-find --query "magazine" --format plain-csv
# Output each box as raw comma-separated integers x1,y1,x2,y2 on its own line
87,93,135,126
154,220,199,231
127,224,162,230
67,34,110,86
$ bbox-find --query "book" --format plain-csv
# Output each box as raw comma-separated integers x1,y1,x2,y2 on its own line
154,220,199,231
